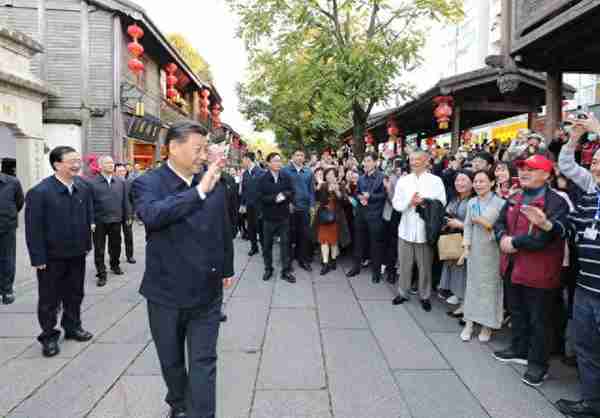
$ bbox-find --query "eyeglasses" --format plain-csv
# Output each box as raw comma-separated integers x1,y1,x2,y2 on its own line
61,159,82,166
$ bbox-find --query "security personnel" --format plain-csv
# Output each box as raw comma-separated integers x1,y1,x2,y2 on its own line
241,152,265,256
132,122,234,418
25,146,94,358
0,171,24,304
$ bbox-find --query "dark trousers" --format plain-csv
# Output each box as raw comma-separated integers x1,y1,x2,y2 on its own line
93,222,122,275
383,212,401,273
263,219,291,273
289,209,311,263
36,256,85,343
509,283,557,372
148,298,221,418
122,222,134,260
573,287,600,413
246,205,263,250
353,214,384,276
0,229,16,294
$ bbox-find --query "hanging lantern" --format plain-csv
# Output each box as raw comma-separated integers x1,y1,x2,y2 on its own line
165,63,179,102
211,103,222,129
386,118,400,138
127,23,145,77
199,89,211,120
167,88,178,100
433,96,454,130
128,58,144,75
364,131,375,146
127,24,144,40
232,135,240,149
127,41,144,57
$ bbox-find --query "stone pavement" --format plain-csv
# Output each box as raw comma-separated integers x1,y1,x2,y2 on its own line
0,226,581,418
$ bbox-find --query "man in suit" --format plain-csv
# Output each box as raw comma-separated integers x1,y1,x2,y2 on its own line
257,152,296,283
115,163,135,264
132,121,234,418
346,152,387,283
0,171,24,304
25,146,94,357
241,152,265,256
88,156,129,286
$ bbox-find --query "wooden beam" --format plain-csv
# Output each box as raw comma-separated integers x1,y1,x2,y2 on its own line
545,70,562,142
80,0,90,157
38,0,47,82
112,14,123,161
451,103,461,153
462,100,532,113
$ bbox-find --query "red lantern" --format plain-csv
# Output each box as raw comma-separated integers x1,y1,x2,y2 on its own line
433,96,454,130
166,75,178,88
165,63,179,101
127,41,144,58
426,137,436,149
211,103,222,129
167,88,178,100
364,131,375,146
386,118,400,137
127,24,144,40
128,58,144,74
165,63,178,75
199,89,211,120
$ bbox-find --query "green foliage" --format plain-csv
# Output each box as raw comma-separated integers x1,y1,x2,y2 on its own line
229,0,463,156
167,33,213,82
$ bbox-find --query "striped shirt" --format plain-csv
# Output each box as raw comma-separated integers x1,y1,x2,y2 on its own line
558,147,600,294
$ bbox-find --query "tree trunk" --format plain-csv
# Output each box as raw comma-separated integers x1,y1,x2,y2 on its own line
352,101,367,158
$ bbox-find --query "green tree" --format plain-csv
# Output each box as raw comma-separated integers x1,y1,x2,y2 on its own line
167,33,213,82
229,0,463,156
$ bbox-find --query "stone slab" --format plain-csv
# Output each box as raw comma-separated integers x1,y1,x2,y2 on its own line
322,328,410,418
219,297,270,353
0,339,32,366
125,343,160,376
257,309,325,390
251,390,332,418
347,275,394,301
218,351,260,418
0,358,69,416
315,279,368,329
8,343,145,418
404,296,464,333
98,302,150,344
0,314,39,337
361,301,450,370
394,371,488,418
271,269,315,308
87,375,168,418
232,261,275,300
430,333,564,418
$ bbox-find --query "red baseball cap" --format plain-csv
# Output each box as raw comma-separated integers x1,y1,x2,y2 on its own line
515,155,554,173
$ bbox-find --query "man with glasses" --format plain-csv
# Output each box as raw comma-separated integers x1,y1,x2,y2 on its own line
25,146,95,358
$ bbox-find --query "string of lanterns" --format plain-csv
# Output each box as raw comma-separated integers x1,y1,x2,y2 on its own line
165,62,179,101
127,23,145,76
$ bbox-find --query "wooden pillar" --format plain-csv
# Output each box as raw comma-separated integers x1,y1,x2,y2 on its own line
545,71,563,143
501,0,512,56
80,0,90,157
38,0,47,82
112,14,123,161
527,111,536,130
451,103,462,153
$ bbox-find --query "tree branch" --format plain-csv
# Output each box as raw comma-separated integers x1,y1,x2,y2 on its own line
366,1,380,39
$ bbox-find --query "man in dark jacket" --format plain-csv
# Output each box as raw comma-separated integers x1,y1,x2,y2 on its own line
257,152,296,283
0,172,24,304
115,163,136,264
88,155,129,286
241,152,265,256
25,146,94,358
346,152,387,283
493,154,569,387
132,122,234,418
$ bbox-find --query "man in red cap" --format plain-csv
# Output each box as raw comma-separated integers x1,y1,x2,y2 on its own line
492,154,570,387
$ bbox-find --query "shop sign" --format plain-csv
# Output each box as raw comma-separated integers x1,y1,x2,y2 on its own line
491,120,528,144
0,94,17,125
127,115,161,143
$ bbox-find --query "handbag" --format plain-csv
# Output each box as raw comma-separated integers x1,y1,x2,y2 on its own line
318,208,336,225
437,233,463,261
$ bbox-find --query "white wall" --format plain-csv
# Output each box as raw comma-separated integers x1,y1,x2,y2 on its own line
0,124,16,159
43,124,82,177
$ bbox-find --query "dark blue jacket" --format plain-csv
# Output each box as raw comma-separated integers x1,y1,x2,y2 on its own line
132,164,234,309
25,176,94,266
86,174,130,224
281,164,315,211
357,170,386,219
0,173,24,233
241,165,265,208
257,170,294,222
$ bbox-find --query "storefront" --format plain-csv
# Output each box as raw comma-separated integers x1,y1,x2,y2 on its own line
124,114,163,169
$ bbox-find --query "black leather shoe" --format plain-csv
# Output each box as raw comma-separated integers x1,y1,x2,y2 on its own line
320,263,330,276
386,270,397,284
263,269,273,281
282,272,297,283
248,248,259,256
220,313,228,322
127,257,136,264
346,267,360,278
168,407,187,418
392,295,408,305
330,260,337,270
298,261,312,272
97,276,107,287
421,299,432,312
2,293,15,304
372,273,382,284
42,340,60,358
65,328,93,342
556,399,600,417
111,267,124,275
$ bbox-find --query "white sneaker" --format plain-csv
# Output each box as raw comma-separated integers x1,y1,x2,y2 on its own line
446,295,460,305
460,321,473,342
478,326,492,342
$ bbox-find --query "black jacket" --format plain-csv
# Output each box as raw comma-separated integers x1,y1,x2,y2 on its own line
241,165,266,208
132,164,234,309
416,199,446,245
87,174,130,224
25,176,94,266
0,173,24,233
221,171,239,236
257,170,294,222
357,170,386,219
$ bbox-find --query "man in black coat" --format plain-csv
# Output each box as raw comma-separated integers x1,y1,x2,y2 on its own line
132,122,234,418
257,152,296,283
115,163,136,264
0,172,24,304
88,155,129,286
241,152,265,256
25,146,94,358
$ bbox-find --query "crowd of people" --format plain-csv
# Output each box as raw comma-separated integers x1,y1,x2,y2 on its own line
0,114,599,417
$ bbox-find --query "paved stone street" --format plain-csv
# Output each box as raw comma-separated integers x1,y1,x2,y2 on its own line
0,226,581,418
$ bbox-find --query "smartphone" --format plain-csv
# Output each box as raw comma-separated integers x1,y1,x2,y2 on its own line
511,177,521,189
